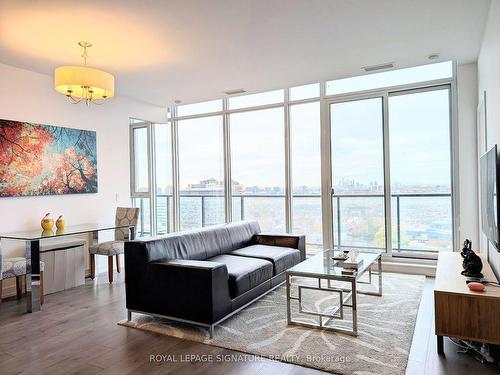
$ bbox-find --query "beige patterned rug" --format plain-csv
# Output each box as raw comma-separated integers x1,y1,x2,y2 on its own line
119,272,424,375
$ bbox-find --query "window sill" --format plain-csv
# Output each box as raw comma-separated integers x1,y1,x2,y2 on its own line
382,259,436,276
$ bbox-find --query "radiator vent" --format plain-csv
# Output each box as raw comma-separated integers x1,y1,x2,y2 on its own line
224,88,247,95
363,62,395,72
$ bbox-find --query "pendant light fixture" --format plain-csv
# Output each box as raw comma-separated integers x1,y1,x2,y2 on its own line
54,41,115,106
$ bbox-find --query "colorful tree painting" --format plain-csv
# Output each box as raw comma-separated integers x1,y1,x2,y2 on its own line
0,119,97,197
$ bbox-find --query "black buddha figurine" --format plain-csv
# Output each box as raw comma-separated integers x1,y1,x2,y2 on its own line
460,239,483,278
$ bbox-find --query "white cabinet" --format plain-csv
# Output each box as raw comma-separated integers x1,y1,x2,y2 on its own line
40,240,86,294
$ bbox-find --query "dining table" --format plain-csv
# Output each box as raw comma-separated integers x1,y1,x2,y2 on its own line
0,223,135,313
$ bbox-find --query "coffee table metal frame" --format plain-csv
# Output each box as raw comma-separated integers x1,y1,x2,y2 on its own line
286,252,382,336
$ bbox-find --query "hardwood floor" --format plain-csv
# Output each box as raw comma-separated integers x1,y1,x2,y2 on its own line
0,273,498,375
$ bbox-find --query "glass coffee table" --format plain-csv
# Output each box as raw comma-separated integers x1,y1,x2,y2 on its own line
286,249,382,336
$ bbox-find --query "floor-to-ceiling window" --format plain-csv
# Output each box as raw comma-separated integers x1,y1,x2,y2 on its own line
290,101,322,252
130,61,456,259
230,108,286,232
325,61,454,257
178,116,225,230
389,87,452,253
330,98,386,252
154,123,173,235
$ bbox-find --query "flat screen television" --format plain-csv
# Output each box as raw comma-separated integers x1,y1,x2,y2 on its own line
480,145,500,251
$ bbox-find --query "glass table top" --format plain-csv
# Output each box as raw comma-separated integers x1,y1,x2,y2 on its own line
0,223,134,241
287,249,381,279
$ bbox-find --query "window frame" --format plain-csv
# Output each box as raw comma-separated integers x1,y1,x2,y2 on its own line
152,122,175,235
130,120,152,198
130,119,155,236
321,79,457,261
130,61,458,261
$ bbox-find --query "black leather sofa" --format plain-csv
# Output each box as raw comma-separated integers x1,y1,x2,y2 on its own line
124,220,305,337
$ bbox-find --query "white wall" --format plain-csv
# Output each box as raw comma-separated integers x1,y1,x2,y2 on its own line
478,0,500,277
457,63,479,249
0,63,165,295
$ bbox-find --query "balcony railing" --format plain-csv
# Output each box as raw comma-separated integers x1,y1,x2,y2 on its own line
331,193,452,253
149,192,452,253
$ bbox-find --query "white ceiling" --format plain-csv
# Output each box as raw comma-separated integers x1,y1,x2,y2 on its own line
0,0,492,106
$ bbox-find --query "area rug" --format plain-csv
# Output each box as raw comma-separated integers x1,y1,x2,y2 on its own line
119,272,425,375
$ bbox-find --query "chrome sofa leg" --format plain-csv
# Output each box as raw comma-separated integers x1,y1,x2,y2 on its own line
209,325,214,339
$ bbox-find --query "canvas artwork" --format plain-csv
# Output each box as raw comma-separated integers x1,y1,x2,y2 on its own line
0,119,97,197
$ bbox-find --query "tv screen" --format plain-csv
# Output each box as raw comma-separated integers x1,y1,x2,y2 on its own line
480,145,499,250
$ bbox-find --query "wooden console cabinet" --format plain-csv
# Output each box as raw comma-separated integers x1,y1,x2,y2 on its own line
434,252,500,353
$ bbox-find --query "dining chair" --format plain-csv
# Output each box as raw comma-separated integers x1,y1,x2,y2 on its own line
89,207,139,283
0,245,45,304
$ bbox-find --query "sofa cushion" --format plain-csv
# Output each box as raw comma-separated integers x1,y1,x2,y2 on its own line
197,225,233,258
230,245,301,275
208,254,272,298
224,221,261,252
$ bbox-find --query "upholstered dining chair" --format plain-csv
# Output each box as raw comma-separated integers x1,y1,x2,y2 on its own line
89,207,139,283
0,245,45,304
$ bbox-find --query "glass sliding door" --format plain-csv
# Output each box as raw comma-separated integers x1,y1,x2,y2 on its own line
290,102,322,254
330,97,386,252
230,108,286,231
178,116,225,230
389,87,452,253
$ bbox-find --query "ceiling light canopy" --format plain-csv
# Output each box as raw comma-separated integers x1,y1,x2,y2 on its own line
54,41,114,106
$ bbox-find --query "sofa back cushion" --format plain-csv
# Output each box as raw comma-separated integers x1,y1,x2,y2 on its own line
138,220,261,262
224,221,261,251
198,225,233,258
141,231,204,262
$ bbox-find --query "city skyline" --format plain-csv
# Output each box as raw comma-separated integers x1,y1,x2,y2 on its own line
151,176,451,195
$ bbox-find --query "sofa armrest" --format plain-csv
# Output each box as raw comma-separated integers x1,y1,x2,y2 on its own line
147,259,232,324
253,233,306,261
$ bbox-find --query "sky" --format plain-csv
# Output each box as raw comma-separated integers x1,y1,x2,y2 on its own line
331,88,451,187
178,116,224,189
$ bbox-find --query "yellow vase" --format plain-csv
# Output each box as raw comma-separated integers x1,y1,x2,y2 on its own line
56,215,65,230
41,213,54,230
42,229,55,237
